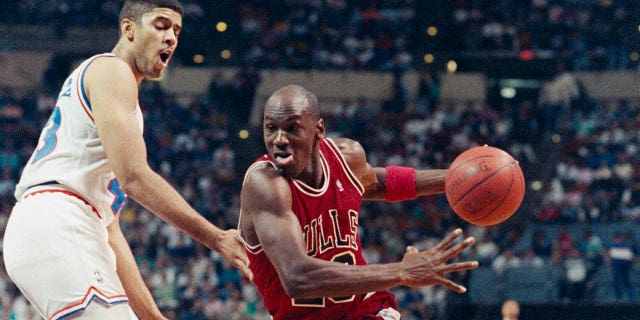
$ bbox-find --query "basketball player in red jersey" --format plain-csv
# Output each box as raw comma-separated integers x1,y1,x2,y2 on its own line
238,84,478,319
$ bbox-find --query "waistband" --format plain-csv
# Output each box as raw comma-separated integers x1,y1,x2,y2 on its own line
21,182,101,219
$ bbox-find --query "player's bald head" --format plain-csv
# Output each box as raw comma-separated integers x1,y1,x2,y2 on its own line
265,85,320,121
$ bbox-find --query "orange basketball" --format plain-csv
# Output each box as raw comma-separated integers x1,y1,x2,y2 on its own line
445,145,525,226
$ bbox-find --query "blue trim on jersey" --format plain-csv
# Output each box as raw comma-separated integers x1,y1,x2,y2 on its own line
79,63,92,111
56,299,128,320
78,54,117,111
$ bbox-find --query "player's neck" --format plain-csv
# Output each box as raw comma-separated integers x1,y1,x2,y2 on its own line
298,154,325,189
111,45,144,85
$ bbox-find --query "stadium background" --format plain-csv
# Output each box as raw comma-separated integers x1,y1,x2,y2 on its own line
0,1,639,319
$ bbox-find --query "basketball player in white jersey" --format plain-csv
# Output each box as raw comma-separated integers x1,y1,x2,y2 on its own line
2,1,251,319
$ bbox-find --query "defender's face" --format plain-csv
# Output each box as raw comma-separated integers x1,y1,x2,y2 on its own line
263,100,321,179
132,8,182,79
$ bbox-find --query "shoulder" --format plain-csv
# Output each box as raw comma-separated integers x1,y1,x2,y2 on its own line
244,161,282,184
84,56,136,88
83,55,137,102
241,162,292,212
330,138,366,166
243,162,290,196
328,138,374,187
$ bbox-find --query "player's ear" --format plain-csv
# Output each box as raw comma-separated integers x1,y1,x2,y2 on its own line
315,118,325,139
120,19,135,41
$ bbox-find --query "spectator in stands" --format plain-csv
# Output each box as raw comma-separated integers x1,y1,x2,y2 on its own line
382,71,409,116
473,232,500,267
520,248,545,268
500,299,520,320
608,232,635,301
554,226,576,258
492,248,522,276
578,229,604,274
558,248,588,302
532,229,553,258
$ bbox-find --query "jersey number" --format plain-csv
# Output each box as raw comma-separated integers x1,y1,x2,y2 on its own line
32,107,62,163
291,252,356,307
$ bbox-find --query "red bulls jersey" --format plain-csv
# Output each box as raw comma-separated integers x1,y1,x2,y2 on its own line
239,138,396,320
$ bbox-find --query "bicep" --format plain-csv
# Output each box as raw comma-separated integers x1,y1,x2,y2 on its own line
85,59,148,179
242,172,309,275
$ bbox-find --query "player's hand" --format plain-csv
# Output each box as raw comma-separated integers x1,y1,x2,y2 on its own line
214,228,254,281
399,228,478,293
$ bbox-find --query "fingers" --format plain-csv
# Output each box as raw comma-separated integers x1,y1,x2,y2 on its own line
235,258,254,282
432,228,463,252
438,261,479,274
438,236,476,264
405,246,419,254
436,276,468,294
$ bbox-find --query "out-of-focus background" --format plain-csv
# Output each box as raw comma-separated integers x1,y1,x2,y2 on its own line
0,1,639,319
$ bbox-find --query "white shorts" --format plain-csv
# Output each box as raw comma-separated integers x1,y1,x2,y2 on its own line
3,189,132,319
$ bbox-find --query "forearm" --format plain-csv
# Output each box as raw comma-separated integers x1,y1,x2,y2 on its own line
122,169,223,250
364,167,447,200
282,259,404,299
415,169,447,196
109,231,163,319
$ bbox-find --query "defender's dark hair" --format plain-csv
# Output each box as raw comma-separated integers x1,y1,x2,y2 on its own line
119,0,184,23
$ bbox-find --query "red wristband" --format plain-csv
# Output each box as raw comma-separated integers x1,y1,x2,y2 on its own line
385,166,417,202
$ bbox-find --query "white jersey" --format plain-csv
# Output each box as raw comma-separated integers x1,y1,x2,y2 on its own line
15,53,143,226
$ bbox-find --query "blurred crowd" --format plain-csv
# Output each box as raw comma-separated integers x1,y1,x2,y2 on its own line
448,0,639,70
3,0,639,71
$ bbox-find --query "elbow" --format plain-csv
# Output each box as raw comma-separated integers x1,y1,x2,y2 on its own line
280,273,307,298
279,264,317,299
116,167,147,196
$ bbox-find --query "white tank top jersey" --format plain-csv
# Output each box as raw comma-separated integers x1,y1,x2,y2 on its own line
14,53,143,226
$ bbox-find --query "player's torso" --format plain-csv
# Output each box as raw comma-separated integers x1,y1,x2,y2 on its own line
247,139,370,319
15,53,143,226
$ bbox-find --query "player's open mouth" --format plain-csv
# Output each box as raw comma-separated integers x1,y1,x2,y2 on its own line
159,49,172,66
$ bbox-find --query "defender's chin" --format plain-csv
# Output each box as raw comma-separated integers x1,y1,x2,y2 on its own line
148,67,165,79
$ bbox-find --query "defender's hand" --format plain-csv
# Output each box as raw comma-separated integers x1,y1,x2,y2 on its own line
215,228,253,281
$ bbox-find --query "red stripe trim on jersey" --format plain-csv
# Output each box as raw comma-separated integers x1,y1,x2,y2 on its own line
323,139,365,195
24,189,102,219
49,286,128,320
75,54,117,123
75,67,94,122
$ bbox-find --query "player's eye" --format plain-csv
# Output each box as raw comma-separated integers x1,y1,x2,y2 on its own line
286,125,298,134
265,124,275,133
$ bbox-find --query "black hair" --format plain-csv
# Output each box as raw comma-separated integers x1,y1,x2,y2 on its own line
119,0,184,23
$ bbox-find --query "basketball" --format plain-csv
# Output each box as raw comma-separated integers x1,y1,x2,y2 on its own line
445,145,525,226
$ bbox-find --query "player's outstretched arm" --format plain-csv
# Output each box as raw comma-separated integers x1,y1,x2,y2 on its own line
332,138,447,201
107,215,167,320
241,166,477,299
85,57,251,280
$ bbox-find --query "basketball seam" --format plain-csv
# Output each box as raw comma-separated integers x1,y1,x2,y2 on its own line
469,166,516,224
447,155,499,179
449,157,514,206
450,162,515,216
